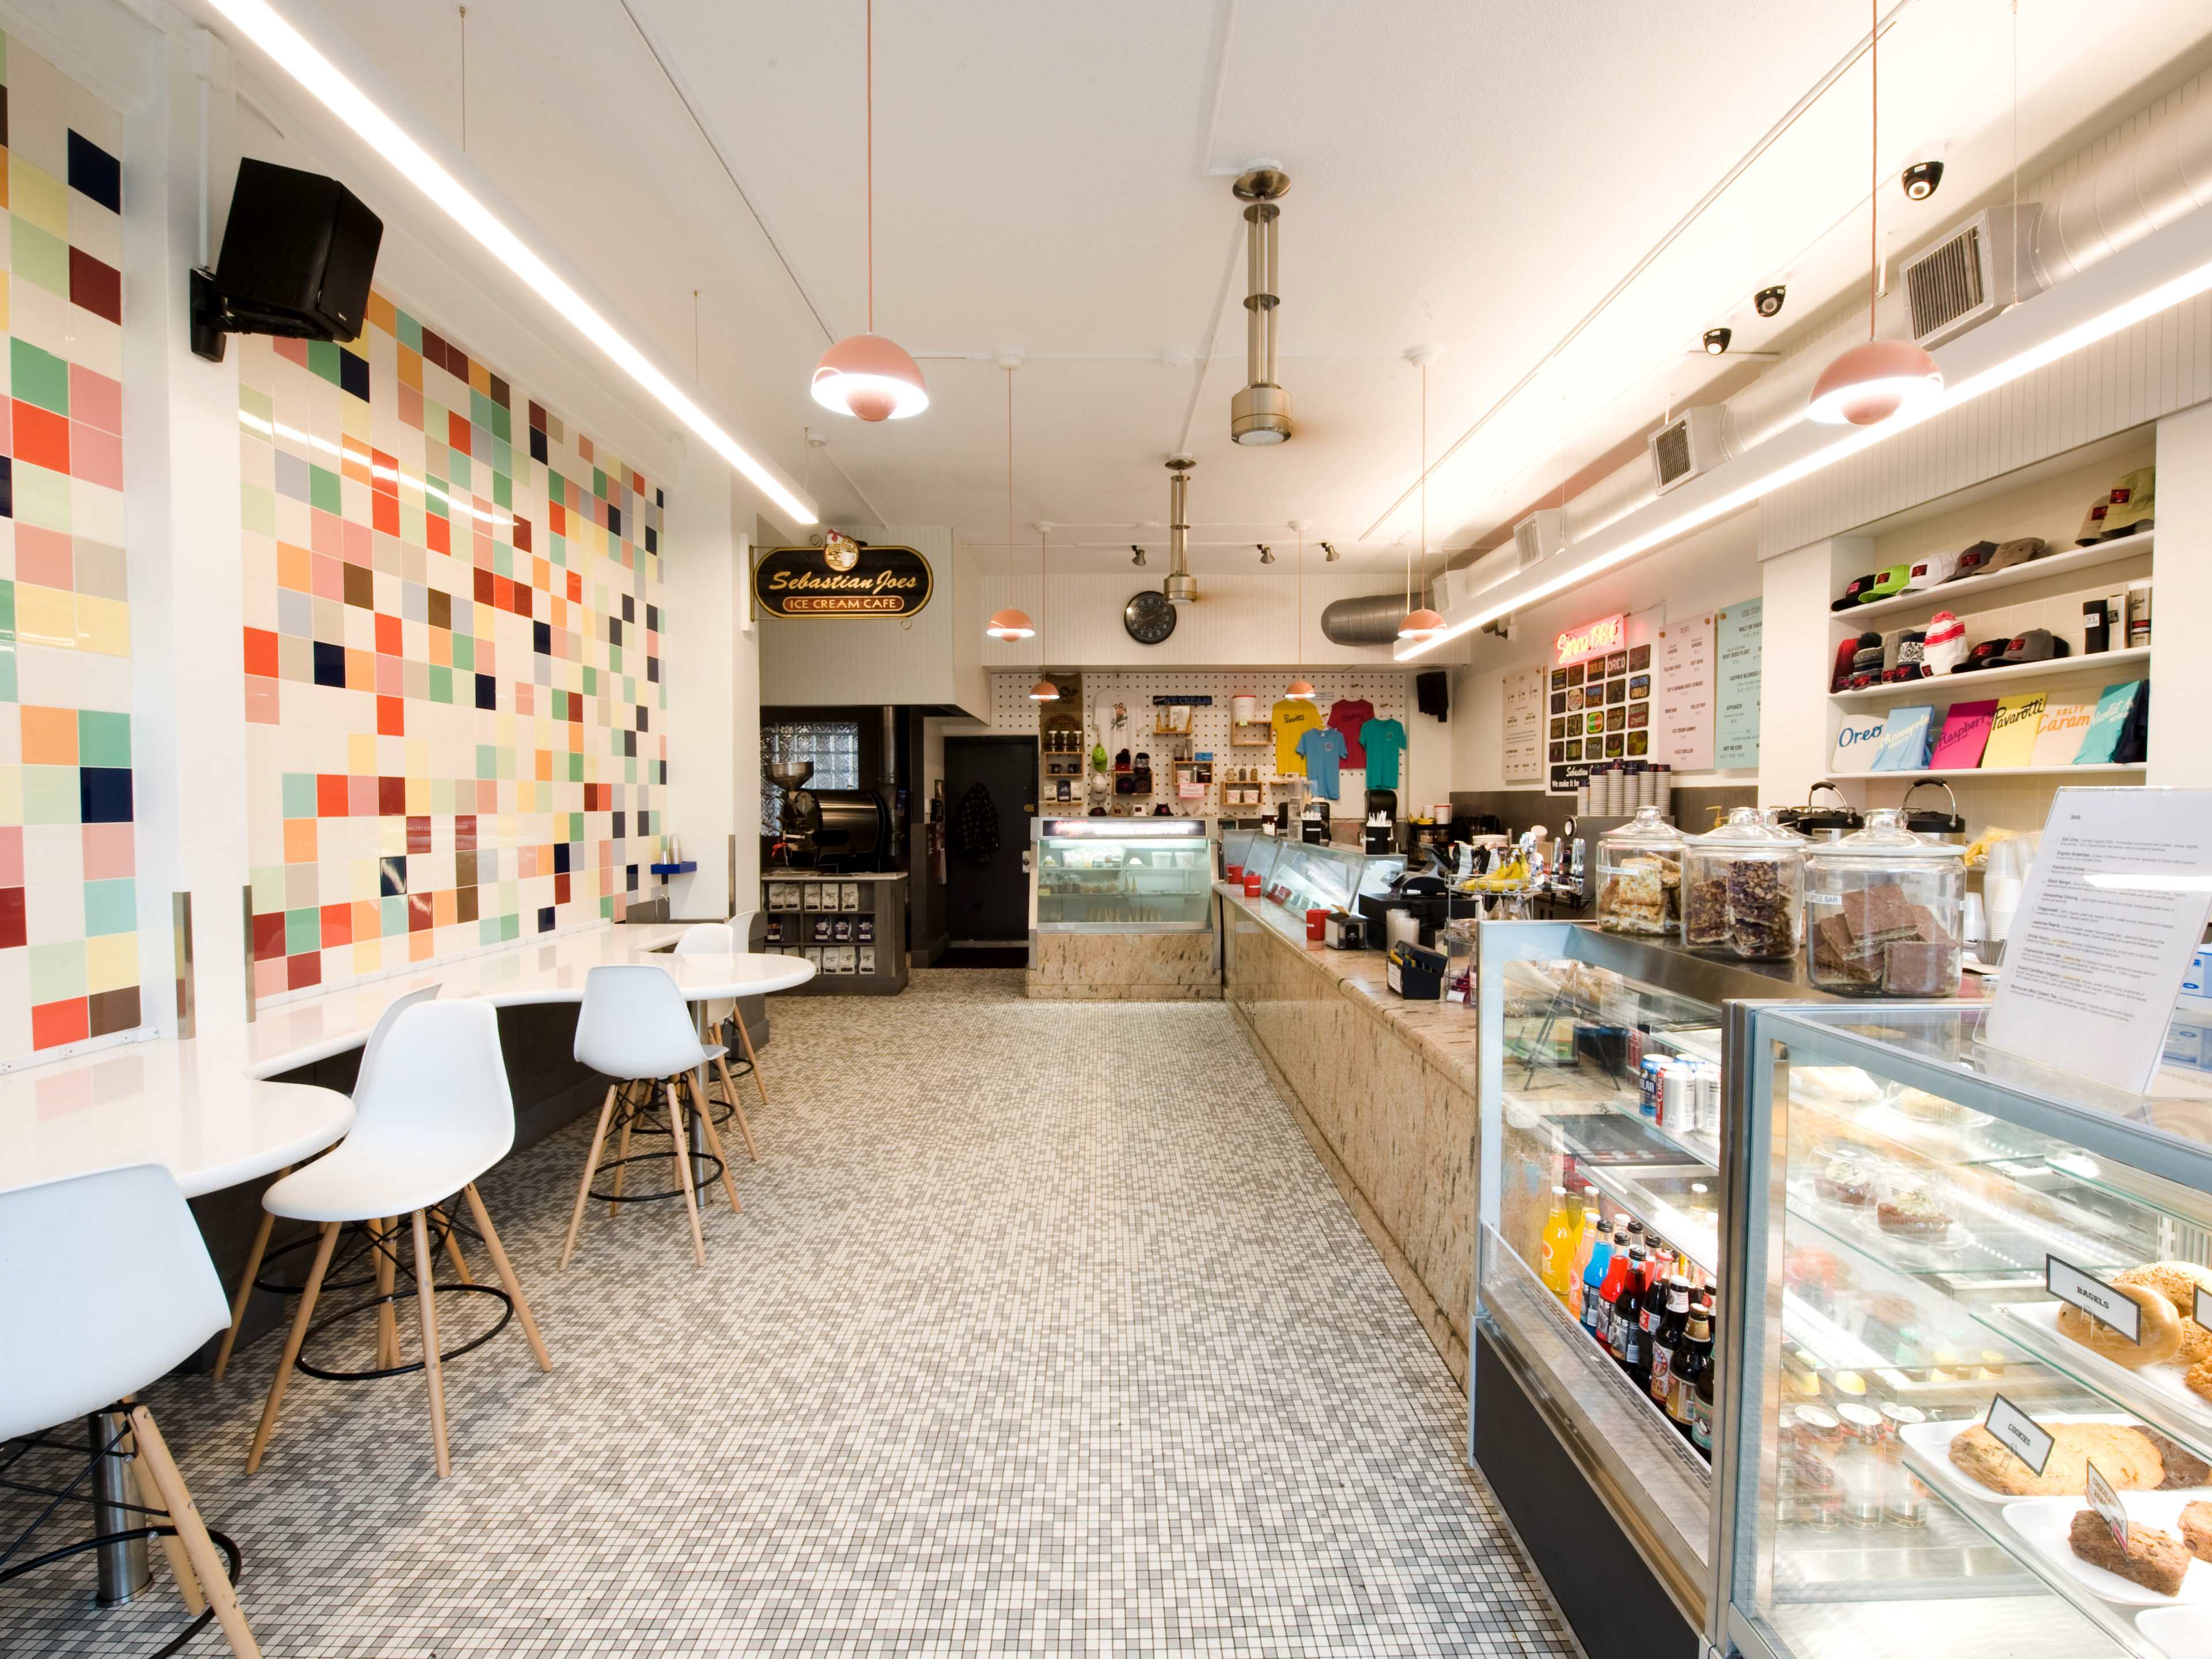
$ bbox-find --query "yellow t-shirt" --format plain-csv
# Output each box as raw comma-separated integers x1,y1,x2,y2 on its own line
1271,698,1324,775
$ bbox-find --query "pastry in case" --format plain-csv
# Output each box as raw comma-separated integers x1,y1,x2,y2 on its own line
1945,1421,2168,1497
2067,1509,2190,1596
2058,1281,2186,1369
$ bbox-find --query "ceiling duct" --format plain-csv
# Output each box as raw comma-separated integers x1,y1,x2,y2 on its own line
1320,582,1438,647
1162,455,1198,604
1229,168,1293,445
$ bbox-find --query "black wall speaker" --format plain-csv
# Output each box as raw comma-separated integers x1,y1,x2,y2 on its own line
192,158,382,362
1416,669,1449,721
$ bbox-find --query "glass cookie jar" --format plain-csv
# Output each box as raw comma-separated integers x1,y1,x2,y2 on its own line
1802,809,1965,997
1594,805,1685,938
1683,806,1804,960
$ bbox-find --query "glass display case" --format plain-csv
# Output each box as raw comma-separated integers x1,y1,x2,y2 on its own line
1472,922,1840,1650
1247,838,1405,932
1031,817,1213,930
1718,1002,2212,1659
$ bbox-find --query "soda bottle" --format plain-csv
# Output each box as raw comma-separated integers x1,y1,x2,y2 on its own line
1565,1207,1600,1321
1675,1311,1715,1452
1586,1229,1626,1342
1539,1187,1577,1298
1638,1248,1674,1350
1609,1245,1647,1368
1649,1278,1691,1408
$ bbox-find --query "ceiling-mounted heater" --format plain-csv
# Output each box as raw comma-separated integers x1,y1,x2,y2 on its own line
1162,455,1198,604
1229,167,1292,445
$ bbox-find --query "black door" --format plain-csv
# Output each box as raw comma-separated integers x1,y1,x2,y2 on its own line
944,736,1036,944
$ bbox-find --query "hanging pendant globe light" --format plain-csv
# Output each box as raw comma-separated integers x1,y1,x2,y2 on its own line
1809,0,1943,428
1029,677,1060,702
1400,351,1446,643
811,0,928,422
987,609,1034,641
1285,678,1316,700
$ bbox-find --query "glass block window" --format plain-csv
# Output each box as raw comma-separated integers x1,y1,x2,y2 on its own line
762,721,860,828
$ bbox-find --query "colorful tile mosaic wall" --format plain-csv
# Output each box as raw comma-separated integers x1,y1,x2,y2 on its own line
0,35,139,1061
239,290,665,1002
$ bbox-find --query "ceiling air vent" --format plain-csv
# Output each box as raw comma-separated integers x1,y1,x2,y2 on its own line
1513,509,1568,568
1648,406,1730,496
1902,206,2043,349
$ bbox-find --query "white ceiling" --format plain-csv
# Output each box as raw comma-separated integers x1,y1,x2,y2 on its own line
253,0,2212,578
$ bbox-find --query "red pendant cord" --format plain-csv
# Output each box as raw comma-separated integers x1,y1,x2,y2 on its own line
1869,0,1877,342
866,0,875,336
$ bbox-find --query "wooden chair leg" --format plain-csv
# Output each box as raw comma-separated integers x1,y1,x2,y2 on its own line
435,1206,474,1285
211,1169,289,1382
127,1429,205,1616
607,1089,637,1217
711,1053,760,1162
730,1006,770,1109
559,1085,621,1270
664,1079,707,1267
128,1407,263,1659
245,1222,339,1475
409,1210,452,1479
370,1217,401,1370
680,1073,743,1214
461,1183,551,1372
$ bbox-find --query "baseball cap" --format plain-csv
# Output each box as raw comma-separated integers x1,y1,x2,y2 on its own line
1832,573,1878,611
1903,550,1957,590
1957,639,2009,672
1948,541,2001,579
2102,468,2155,537
1994,628,2070,665
1980,536,2047,574
1859,563,1911,603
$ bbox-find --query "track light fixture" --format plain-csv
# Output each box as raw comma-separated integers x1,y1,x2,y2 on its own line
1130,544,1147,567
1702,327,1732,356
1755,285,1786,319
1257,544,1274,565
1321,541,1339,562
1902,159,1944,201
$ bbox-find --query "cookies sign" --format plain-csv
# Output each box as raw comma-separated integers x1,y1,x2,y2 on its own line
753,542,933,618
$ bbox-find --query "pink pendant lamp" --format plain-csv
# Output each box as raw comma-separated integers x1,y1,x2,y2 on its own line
1808,1,1943,427
986,364,1036,642
1028,524,1059,702
1399,357,1445,643
810,0,929,423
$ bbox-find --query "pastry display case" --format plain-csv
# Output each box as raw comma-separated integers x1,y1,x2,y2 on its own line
1242,838,1406,937
1472,922,1840,1657
1030,817,1213,931
1716,1001,2212,1659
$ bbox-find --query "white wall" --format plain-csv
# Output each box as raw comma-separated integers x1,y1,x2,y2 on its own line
2152,407,2212,787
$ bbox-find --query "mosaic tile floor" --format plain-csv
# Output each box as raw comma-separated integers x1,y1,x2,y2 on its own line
5,969,1573,1657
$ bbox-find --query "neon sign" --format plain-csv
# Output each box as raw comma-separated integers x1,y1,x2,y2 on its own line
1554,613,1626,668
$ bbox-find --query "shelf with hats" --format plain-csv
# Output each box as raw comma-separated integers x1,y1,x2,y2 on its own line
1840,531,2155,622
1828,645,2149,704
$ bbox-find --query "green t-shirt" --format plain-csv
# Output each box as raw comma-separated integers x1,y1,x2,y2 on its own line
1359,718,1407,790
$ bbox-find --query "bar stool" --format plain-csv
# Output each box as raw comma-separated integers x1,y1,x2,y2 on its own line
675,919,764,1159
211,985,440,1382
245,999,550,1479
560,964,743,1271
0,1165,262,1657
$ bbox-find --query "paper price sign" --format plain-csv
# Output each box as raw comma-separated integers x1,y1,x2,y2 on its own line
2047,1255,2140,1343
2086,1459,2128,1554
2198,1287,2211,1334
1983,1394,2052,1477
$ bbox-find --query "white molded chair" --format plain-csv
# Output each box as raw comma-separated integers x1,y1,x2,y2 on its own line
213,984,441,1382
673,919,764,1160
0,1165,262,1656
247,999,550,1479
562,964,742,1271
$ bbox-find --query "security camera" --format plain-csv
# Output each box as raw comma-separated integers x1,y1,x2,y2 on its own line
1902,160,1944,201
1754,285,1786,319
1702,327,1732,357
1130,544,1147,567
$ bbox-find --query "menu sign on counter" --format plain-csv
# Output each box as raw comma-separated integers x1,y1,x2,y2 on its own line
753,542,934,618
1983,789,2212,1094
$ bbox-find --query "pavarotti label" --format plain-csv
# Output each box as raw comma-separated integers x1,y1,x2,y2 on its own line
2047,1255,2139,1343
1984,1393,2052,1476
752,543,933,618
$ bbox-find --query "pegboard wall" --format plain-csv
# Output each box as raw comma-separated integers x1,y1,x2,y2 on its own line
988,669,1414,817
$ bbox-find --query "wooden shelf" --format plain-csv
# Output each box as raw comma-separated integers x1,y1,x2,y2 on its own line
1830,646,2149,703
1828,763,2147,781
1838,532,2154,622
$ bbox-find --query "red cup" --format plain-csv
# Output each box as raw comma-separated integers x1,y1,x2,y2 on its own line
1226,863,1243,880
1243,870,1262,897
1305,908,1328,941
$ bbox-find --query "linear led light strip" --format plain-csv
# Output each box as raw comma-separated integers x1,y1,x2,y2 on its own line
207,0,816,527
1396,248,2212,660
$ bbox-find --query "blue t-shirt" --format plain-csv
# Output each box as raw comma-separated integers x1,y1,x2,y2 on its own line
1359,718,1407,790
1296,725,1350,800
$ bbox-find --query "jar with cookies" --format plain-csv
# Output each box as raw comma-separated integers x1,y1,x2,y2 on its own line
1594,805,1684,938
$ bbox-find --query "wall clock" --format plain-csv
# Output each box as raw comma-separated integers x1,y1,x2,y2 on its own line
1123,589,1177,646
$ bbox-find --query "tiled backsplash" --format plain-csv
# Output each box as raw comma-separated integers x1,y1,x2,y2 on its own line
0,34,138,1060
239,290,665,1003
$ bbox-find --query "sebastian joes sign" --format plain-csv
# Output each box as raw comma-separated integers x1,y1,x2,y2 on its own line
753,542,933,619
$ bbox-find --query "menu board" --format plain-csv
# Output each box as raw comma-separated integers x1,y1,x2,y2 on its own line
1501,665,1545,786
1546,641,1653,795
1714,598,1763,770
1653,615,1715,771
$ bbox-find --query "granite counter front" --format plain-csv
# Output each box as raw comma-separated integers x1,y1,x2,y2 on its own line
1218,884,1479,1382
